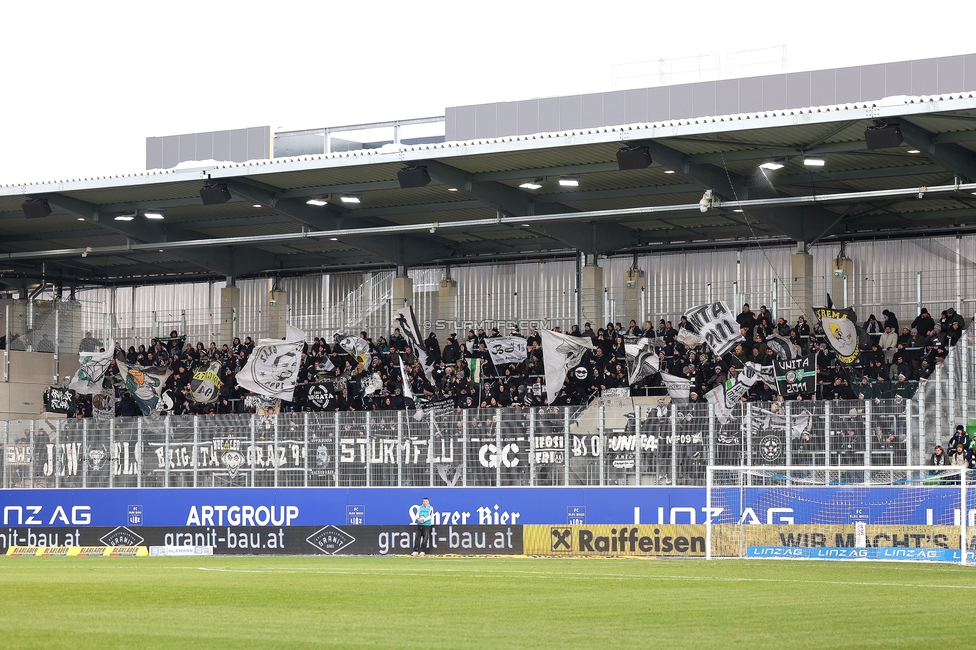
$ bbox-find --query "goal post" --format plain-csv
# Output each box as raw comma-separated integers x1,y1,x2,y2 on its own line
705,465,969,564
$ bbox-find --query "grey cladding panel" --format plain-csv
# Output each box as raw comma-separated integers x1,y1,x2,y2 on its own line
912,58,938,96
625,88,647,123
213,130,231,161
714,79,738,116
786,72,811,109
602,90,626,127
496,102,518,137
835,66,860,103
247,127,269,160
146,137,162,170
538,97,560,132
885,61,912,96
762,74,787,111
444,106,456,142
647,85,670,122
179,134,196,164
516,100,538,136
455,105,477,141
580,93,604,128
559,95,582,130
230,129,248,163
860,64,886,102
475,103,496,139
966,54,976,92
162,135,180,169
196,132,214,161
670,83,694,119
693,82,716,117
738,76,763,113
938,55,965,93
810,68,835,106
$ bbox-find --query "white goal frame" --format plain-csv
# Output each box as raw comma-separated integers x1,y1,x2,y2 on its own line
705,465,968,564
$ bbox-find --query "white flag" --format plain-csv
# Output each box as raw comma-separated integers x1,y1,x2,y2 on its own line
484,336,528,366
69,348,114,394
624,337,660,385
394,306,436,385
236,339,304,401
540,329,593,405
676,328,704,349
398,354,415,402
660,372,691,405
339,335,372,370
683,301,743,356
364,372,383,395
286,324,306,342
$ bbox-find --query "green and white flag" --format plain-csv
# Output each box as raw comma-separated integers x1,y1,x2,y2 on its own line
773,354,817,397
69,348,114,394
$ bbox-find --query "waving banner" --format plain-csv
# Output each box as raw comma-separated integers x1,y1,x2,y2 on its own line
540,329,593,405
814,306,860,364
676,328,704,349
338,335,372,370
624,336,660,385
706,377,751,425
774,354,817,396
116,361,173,416
660,372,691,405
394,305,436,385
485,336,528,366
47,387,74,414
91,390,115,420
683,301,743,356
189,360,223,404
765,332,797,361
236,339,304,401
69,348,114,395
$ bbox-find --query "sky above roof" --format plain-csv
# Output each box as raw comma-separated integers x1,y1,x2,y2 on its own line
2,0,975,186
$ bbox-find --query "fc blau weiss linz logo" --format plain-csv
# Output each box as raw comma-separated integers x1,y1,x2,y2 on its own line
99,527,145,546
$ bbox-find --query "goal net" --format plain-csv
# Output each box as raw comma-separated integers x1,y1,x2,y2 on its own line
706,465,970,564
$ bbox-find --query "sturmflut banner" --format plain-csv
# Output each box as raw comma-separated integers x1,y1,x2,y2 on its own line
683,302,742,356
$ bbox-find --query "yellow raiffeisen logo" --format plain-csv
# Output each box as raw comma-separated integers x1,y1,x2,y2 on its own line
525,525,706,556
5,546,148,557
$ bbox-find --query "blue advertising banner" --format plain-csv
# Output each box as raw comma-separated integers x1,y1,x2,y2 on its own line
0,487,705,528
0,485,964,529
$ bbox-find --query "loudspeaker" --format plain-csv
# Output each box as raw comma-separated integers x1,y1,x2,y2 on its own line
616,145,652,170
397,165,431,188
199,183,232,205
864,124,903,150
22,198,52,219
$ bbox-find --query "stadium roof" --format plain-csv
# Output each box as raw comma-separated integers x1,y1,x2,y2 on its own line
4,88,976,289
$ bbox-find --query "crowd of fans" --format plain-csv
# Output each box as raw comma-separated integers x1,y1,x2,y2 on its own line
43,302,966,421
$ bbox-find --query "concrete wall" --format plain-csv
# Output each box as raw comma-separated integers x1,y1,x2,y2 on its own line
0,351,78,421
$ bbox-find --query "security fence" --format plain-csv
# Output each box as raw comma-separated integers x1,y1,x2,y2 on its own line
1,398,920,489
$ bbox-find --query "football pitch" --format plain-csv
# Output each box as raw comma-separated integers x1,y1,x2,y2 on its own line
0,556,970,648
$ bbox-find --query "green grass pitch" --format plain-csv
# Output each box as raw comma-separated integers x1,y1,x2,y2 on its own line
0,556,971,648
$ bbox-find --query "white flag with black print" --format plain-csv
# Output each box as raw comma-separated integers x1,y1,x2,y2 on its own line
484,336,528,366
70,347,115,395
236,339,304,401
338,335,372,370
659,372,691,406
393,305,436,385
683,301,743,356
765,332,796,361
624,336,660,385
540,329,593,405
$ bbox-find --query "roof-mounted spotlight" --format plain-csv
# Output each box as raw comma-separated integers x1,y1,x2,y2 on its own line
22,198,52,219
759,158,786,171
558,175,579,187
864,123,903,150
340,194,361,204
144,211,165,220
397,165,431,189
519,179,543,190
305,198,328,206
803,155,825,167
200,183,232,205
616,144,652,170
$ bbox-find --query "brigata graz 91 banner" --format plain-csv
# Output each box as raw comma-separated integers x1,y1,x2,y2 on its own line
0,525,522,555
